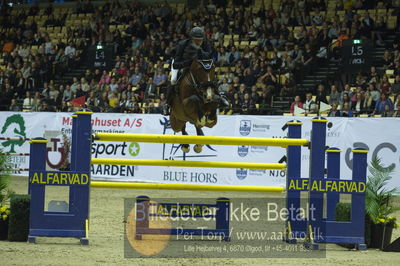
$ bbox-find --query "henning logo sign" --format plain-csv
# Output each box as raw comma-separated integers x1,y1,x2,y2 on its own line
236,168,247,180
239,120,251,136
237,146,249,157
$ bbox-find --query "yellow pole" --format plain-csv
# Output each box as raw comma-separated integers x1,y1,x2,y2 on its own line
91,181,285,193
91,158,286,170
93,133,308,147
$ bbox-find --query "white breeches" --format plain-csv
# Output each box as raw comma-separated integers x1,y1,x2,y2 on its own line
170,59,179,85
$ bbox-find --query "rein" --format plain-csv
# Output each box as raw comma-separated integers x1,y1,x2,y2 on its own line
184,70,202,95
185,69,216,95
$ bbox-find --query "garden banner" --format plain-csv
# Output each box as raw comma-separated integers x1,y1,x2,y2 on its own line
1,112,399,190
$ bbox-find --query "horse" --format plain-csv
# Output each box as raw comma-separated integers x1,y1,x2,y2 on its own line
169,59,219,153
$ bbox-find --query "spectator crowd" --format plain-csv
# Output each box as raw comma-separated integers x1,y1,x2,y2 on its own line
0,0,400,117
290,53,400,117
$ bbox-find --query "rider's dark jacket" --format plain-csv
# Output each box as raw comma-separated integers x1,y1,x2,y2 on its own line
171,39,213,69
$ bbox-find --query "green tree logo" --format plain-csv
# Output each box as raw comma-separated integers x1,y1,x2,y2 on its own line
1,114,26,153
128,142,140,157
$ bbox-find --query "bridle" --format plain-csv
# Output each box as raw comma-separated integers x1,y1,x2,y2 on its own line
184,60,218,100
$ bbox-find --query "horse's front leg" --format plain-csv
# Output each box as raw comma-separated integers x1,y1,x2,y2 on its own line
205,110,218,128
183,95,206,127
196,108,206,127
193,126,204,153
181,124,190,153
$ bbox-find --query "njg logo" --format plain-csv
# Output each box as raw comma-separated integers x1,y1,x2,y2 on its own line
1,114,26,153
236,168,247,180
239,120,251,136
237,146,249,157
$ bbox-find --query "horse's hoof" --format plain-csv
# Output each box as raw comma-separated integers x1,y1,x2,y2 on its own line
194,144,203,153
181,145,190,153
197,116,206,127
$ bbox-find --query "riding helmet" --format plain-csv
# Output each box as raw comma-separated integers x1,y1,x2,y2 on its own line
190,27,205,40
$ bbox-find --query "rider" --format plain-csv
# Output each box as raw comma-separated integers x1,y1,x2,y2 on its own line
162,26,229,115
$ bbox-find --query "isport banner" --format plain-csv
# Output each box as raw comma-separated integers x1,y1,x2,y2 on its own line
0,112,399,190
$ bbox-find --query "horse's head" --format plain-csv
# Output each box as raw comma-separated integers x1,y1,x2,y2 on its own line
189,59,217,103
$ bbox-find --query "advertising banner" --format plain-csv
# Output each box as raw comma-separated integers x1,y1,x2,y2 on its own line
1,112,399,190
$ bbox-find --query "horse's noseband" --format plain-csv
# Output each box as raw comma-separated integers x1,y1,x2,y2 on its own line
198,59,213,70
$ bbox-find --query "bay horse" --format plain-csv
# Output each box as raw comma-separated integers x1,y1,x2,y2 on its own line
169,59,219,153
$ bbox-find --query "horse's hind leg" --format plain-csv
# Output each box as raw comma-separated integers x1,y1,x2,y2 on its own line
193,126,204,153
170,114,190,153
170,113,182,132
181,124,190,153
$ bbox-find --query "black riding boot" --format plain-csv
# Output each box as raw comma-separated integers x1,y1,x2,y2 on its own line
162,84,175,116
